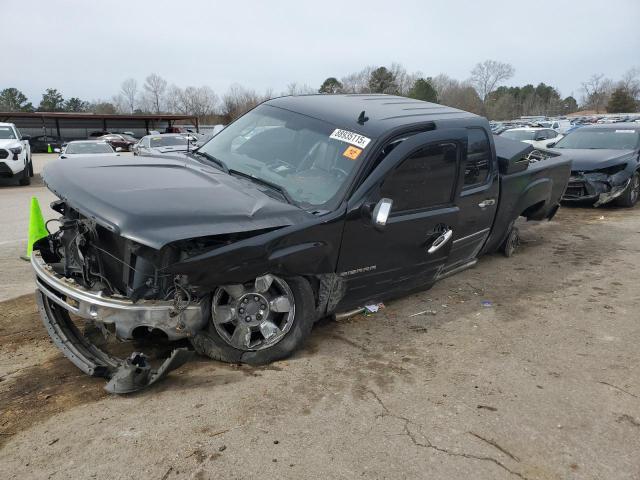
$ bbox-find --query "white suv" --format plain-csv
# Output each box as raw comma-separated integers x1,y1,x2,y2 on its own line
0,122,32,185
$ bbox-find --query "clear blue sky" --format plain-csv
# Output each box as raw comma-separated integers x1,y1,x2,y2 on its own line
2,0,639,103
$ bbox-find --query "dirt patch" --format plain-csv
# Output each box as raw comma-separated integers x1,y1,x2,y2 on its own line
0,295,106,448
0,294,47,349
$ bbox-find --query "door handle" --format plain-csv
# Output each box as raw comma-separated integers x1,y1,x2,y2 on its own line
427,229,453,254
478,198,496,208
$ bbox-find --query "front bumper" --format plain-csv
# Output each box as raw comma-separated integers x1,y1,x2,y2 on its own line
562,173,630,207
32,251,200,393
32,251,206,341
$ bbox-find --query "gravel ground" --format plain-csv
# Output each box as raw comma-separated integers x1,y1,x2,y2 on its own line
0,171,639,479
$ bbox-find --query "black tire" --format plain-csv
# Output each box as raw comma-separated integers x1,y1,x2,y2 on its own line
190,276,315,365
500,226,519,257
18,160,31,186
614,171,640,208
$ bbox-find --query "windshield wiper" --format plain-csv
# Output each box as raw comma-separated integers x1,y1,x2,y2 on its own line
228,169,294,204
189,150,228,172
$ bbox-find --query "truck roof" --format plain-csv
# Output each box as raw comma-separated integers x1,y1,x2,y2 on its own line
266,94,481,138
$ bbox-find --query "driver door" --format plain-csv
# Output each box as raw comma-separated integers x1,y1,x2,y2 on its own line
335,129,465,309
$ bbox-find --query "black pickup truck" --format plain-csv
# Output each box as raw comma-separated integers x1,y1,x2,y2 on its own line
32,95,570,392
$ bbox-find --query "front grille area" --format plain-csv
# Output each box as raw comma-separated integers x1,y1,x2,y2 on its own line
565,181,588,198
0,149,9,159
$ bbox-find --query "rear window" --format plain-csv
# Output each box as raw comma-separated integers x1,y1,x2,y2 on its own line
501,130,536,141
464,128,491,187
149,136,188,147
66,142,114,154
554,129,640,150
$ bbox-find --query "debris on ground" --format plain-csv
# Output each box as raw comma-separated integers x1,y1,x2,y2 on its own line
364,303,385,315
481,300,493,308
409,310,437,317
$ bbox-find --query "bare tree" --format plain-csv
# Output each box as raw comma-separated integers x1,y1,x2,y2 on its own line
284,82,315,96
619,67,640,101
143,73,167,114
581,74,614,113
470,60,515,104
340,66,375,93
120,78,138,113
180,86,219,118
221,84,264,122
431,74,482,114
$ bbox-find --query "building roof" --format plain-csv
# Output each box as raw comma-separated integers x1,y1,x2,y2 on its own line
266,94,481,138
0,111,196,121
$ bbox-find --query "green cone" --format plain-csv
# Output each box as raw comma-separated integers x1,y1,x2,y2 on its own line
25,196,48,259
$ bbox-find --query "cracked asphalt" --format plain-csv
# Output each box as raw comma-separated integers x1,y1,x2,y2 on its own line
1,164,639,479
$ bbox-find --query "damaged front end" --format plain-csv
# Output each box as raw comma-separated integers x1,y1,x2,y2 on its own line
32,201,206,393
563,164,632,207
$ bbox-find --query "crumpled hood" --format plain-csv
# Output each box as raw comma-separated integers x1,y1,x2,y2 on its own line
549,148,635,171
42,155,311,249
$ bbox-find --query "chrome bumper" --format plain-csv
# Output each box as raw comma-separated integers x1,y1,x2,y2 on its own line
31,251,206,340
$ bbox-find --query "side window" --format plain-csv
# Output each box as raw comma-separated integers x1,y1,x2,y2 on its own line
14,127,22,139
380,143,458,212
547,129,557,138
464,128,491,187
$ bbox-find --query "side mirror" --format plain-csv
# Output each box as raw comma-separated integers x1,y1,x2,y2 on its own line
534,135,545,141
115,147,123,152
54,148,61,153
22,135,31,141
547,142,556,148
372,198,393,229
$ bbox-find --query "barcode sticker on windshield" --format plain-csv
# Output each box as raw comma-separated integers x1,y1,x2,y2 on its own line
330,129,371,149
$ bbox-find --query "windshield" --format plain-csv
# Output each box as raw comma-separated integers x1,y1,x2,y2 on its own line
0,126,16,139
149,136,188,147
501,130,537,141
199,104,370,207
66,142,114,154
554,129,640,150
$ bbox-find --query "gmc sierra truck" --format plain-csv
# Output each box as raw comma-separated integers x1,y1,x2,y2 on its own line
31,95,571,392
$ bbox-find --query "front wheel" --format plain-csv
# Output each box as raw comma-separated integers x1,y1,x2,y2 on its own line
190,275,315,365
615,171,640,208
18,159,31,186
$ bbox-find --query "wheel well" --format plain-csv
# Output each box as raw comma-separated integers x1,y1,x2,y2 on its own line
521,200,546,219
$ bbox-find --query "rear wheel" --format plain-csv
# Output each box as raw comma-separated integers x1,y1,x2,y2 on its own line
190,275,315,365
615,171,640,208
500,225,519,257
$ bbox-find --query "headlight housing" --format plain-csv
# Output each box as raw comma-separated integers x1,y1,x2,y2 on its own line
9,145,22,160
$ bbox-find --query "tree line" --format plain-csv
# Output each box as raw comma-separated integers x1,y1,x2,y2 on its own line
1,61,638,123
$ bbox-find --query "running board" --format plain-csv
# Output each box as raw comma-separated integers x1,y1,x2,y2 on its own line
436,259,478,280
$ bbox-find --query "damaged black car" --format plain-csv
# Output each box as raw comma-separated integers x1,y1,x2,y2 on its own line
32,95,571,392
551,124,640,207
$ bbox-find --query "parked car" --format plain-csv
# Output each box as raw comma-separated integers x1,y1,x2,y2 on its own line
88,130,111,139
549,124,640,207
500,127,563,149
57,140,121,160
28,135,64,153
0,122,33,185
132,133,193,156
31,94,570,392
98,133,137,151
537,119,572,134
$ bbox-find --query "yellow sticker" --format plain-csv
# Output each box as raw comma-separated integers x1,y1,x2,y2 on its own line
343,145,362,160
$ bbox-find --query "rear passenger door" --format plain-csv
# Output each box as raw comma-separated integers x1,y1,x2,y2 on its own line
445,127,498,269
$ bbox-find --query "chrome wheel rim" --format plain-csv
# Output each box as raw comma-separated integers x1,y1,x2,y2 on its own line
212,275,295,351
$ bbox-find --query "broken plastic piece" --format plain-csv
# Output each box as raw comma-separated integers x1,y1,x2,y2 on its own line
104,349,194,394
